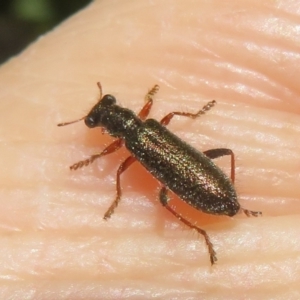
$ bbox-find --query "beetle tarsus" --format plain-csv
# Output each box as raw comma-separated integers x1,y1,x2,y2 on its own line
242,209,262,217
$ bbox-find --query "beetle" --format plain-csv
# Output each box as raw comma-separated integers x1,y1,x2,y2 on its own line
58,83,261,264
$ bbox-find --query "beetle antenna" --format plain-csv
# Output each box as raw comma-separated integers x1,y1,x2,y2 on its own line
58,82,103,127
57,116,85,127
97,82,103,99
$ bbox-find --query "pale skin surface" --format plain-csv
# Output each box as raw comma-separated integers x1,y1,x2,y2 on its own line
0,0,300,299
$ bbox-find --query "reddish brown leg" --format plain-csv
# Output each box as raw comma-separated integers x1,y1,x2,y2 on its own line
160,100,216,126
242,209,262,217
203,148,235,184
70,139,124,170
159,186,217,265
203,149,261,217
138,84,160,120
104,156,137,220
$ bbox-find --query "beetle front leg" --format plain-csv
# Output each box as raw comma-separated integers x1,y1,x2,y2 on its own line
159,186,217,265
70,139,124,170
138,84,160,120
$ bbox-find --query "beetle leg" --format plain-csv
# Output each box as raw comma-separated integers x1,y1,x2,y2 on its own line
203,148,235,184
70,139,124,170
103,155,137,220
242,209,262,217
138,84,160,120
145,84,160,102
159,186,217,265
160,100,216,126
204,149,262,217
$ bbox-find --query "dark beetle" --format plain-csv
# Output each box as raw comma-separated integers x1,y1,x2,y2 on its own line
58,83,261,264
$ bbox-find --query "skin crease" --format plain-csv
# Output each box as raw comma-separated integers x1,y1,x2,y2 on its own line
0,0,300,299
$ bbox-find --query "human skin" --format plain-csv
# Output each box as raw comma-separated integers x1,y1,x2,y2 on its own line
0,0,300,299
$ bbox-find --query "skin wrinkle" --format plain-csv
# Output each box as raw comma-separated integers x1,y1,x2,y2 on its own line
0,0,300,299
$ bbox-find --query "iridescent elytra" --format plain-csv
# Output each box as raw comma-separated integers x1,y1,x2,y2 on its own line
58,83,262,265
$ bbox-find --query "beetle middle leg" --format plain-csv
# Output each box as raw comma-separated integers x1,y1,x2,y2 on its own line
103,155,137,220
204,148,262,217
70,139,124,170
159,186,217,265
160,100,216,126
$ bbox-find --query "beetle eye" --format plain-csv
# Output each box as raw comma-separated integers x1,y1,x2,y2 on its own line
85,116,96,128
101,95,116,105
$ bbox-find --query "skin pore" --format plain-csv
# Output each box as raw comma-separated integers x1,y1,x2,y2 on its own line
0,0,300,299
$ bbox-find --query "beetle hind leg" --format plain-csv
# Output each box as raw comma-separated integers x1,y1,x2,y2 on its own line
159,186,217,265
204,148,235,184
